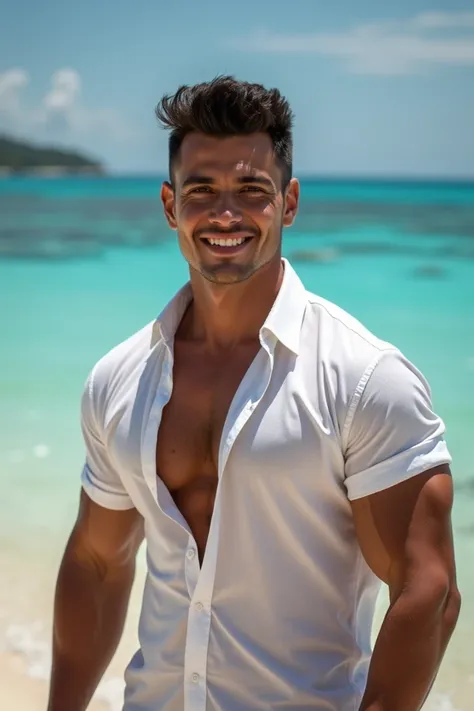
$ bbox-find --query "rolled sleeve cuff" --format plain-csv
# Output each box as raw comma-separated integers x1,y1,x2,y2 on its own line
345,436,452,501
81,463,135,511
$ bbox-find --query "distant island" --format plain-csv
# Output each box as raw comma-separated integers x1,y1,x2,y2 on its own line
0,135,105,175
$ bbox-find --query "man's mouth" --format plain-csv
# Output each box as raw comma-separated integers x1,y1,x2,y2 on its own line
203,235,252,248
197,231,256,255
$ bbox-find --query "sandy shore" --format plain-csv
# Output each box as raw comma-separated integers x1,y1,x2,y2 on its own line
0,541,143,711
2,647,471,711
0,652,108,711
2,581,472,711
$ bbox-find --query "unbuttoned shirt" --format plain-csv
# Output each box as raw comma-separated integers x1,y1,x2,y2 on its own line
81,259,451,711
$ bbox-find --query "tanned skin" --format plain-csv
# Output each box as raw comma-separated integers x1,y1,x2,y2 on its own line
47,132,460,711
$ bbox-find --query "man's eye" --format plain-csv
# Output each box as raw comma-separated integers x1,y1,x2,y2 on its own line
189,186,213,194
241,186,264,193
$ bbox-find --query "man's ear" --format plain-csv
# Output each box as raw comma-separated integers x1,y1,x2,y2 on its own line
161,181,177,230
282,178,300,228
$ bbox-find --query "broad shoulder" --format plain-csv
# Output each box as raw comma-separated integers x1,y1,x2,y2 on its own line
304,290,393,353
85,320,157,408
301,289,400,394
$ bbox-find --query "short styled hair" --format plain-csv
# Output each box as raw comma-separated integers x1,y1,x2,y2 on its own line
155,75,294,188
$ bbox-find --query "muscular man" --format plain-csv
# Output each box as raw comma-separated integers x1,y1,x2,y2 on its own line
47,77,461,711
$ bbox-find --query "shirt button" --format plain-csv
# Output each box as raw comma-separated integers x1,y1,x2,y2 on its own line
195,602,204,612
186,548,196,560
191,672,200,683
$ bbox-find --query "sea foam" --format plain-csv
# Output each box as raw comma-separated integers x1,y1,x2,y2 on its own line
3,622,125,710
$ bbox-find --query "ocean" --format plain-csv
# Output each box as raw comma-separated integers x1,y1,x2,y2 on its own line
1,176,473,710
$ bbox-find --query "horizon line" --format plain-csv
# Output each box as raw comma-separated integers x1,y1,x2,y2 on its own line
87,172,474,185
1,170,474,185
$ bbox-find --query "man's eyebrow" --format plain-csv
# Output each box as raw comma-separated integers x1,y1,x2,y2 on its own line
181,175,215,188
236,175,275,188
181,174,276,189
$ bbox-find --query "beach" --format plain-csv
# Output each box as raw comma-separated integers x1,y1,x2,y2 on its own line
1,176,473,710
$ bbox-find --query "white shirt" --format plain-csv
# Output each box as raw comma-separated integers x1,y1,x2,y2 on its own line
81,259,451,711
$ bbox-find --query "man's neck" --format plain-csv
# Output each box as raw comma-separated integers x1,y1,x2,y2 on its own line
181,256,284,351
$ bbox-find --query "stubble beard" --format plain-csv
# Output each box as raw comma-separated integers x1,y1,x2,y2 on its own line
187,224,283,286
199,260,258,285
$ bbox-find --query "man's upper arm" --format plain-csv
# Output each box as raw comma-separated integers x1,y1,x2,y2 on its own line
351,467,456,594
72,489,144,572
74,366,143,569
344,348,456,590
343,349,451,502
80,365,134,511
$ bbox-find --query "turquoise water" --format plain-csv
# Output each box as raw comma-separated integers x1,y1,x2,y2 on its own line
1,177,473,710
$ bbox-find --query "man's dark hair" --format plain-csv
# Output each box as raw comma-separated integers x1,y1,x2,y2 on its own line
155,75,294,188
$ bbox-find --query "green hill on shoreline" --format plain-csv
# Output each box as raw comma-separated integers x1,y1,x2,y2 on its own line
0,135,104,175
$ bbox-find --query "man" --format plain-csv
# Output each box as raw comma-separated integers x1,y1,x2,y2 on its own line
47,77,461,711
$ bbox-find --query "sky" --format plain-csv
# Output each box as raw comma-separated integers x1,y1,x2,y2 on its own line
1,0,474,178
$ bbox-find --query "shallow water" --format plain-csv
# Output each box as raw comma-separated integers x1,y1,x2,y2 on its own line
1,176,473,710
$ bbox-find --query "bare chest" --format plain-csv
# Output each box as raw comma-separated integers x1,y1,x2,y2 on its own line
155,341,260,555
156,343,259,483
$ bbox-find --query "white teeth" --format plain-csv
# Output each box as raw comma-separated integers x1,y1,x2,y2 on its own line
208,237,246,247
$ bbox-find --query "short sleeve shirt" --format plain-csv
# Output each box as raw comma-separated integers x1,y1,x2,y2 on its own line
81,259,451,711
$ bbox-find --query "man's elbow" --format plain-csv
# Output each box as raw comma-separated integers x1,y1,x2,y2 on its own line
392,568,461,626
416,573,461,633
431,568,462,627
443,583,462,631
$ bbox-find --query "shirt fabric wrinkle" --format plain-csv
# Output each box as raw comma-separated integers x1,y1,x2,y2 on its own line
80,259,451,711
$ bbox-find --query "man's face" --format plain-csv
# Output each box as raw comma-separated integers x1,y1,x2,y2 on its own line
161,132,299,284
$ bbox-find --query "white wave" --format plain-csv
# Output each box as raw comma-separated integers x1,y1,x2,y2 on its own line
95,677,126,711
4,621,51,679
2,622,465,711
33,444,51,458
3,622,125,710
426,692,461,711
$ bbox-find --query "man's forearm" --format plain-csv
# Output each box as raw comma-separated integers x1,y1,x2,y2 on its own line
359,583,461,711
47,537,135,711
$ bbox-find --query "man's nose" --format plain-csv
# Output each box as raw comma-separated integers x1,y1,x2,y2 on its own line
208,194,243,227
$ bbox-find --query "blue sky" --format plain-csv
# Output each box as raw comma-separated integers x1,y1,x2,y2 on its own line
1,0,474,177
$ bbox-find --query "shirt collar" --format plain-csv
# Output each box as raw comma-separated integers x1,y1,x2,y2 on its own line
151,258,308,356
261,258,308,355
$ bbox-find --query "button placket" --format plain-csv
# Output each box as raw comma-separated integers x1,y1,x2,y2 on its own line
140,344,174,504
183,346,274,711
219,349,274,478
184,589,212,711
185,543,200,599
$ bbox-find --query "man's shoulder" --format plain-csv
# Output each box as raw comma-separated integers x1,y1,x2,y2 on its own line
87,320,157,397
304,289,394,356
300,290,399,401
294,288,405,441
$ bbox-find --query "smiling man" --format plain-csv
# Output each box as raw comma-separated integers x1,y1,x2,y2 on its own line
47,77,461,711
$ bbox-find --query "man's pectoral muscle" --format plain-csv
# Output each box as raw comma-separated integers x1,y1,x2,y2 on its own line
351,465,461,711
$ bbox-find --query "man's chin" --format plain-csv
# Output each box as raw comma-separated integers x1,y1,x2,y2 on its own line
199,262,256,285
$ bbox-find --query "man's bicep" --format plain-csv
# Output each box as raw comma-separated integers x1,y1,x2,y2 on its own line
344,349,451,501
70,489,144,572
351,466,456,597
80,366,134,511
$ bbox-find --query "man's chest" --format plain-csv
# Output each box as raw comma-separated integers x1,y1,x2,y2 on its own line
106,345,346,524
155,340,261,489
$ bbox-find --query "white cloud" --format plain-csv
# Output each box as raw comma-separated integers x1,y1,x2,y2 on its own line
0,67,133,142
410,11,474,30
231,11,474,75
43,68,81,112
0,68,29,112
